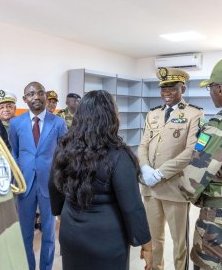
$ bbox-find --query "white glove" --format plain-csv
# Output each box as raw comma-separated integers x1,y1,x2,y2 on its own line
141,165,163,187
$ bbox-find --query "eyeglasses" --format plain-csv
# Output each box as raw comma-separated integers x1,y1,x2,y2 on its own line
24,90,46,98
206,84,219,91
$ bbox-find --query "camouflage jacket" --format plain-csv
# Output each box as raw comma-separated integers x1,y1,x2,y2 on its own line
56,107,73,129
181,110,222,207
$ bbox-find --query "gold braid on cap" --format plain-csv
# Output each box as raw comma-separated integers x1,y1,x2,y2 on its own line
160,74,186,83
0,137,26,194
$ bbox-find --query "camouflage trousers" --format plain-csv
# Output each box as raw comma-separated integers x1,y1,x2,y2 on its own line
191,207,222,270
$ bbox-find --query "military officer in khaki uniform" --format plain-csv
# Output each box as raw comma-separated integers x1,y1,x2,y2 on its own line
0,90,17,133
56,93,81,129
138,67,203,270
46,90,59,113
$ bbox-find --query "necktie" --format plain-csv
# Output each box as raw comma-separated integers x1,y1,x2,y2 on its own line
32,116,40,146
164,107,173,123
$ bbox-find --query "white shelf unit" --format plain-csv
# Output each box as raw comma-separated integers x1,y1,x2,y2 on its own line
68,69,143,152
116,76,142,151
68,69,117,96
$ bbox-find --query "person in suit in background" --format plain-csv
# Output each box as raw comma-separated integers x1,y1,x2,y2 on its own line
34,89,59,231
138,67,203,270
46,90,59,113
0,90,17,134
56,92,81,129
9,81,67,270
49,90,152,270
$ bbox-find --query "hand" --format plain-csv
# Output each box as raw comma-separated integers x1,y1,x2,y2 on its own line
141,165,163,187
141,165,155,183
140,248,152,270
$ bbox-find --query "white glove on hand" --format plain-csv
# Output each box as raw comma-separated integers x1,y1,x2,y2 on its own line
141,165,163,187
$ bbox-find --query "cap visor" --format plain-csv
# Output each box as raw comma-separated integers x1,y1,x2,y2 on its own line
200,79,211,88
159,80,183,87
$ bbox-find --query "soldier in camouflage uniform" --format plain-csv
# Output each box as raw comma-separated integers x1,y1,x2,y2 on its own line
56,93,81,129
181,59,222,270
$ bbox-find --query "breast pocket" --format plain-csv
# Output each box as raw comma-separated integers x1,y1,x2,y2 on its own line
167,122,188,143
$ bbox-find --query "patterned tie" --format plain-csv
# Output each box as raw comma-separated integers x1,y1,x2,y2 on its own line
32,116,40,146
164,107,174,123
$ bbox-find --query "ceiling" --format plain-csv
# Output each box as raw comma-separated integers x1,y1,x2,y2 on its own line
0,0,222,58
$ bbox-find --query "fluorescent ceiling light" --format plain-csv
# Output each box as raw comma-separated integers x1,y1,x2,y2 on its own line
160,31,206,42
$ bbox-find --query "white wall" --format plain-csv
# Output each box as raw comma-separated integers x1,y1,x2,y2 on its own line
0,22,136,108
135,51,222,79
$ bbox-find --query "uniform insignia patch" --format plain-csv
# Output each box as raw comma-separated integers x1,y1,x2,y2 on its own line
194,132,211,152
173,129,180,138
171,118,187,123
0,155,11,195
0,90,5,98
178,103,185,110
179,113,185,118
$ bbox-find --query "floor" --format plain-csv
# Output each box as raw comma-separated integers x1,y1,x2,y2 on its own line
34,205,199,270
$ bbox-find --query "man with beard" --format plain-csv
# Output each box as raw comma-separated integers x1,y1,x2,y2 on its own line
138,67,203,270
9,82,67,270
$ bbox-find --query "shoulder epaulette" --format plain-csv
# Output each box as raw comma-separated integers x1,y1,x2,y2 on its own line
150,105,162,111
188,104,203,110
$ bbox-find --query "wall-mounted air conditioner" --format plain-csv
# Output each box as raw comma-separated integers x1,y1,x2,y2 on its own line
155,53,202,70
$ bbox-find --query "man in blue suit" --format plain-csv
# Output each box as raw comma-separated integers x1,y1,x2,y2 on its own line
9,82,67,270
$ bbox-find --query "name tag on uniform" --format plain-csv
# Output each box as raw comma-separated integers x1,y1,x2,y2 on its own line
194,132,211,152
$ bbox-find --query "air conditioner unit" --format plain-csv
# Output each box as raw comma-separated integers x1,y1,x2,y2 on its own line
155,53,202,70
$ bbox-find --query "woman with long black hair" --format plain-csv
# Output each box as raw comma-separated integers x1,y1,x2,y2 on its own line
49,90,152,270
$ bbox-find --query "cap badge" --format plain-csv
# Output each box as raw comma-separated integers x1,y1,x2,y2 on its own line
173,129,181,138
159,68,168,80
0,90,5,98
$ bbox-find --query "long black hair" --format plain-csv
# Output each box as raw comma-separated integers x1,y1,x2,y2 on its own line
53,90,140,209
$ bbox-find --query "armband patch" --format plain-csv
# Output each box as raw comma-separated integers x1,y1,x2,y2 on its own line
194,132,211,152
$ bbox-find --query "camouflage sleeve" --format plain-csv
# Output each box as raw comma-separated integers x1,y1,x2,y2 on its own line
181,120,222,204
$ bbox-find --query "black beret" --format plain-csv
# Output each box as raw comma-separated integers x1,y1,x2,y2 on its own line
67,93,81,99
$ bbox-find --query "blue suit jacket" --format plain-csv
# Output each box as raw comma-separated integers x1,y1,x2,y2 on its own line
9,111,67,198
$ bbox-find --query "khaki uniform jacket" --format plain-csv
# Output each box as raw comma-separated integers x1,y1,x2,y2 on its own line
138,99,203,202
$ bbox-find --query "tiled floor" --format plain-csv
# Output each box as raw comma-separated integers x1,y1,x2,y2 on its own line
34,205,199,270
